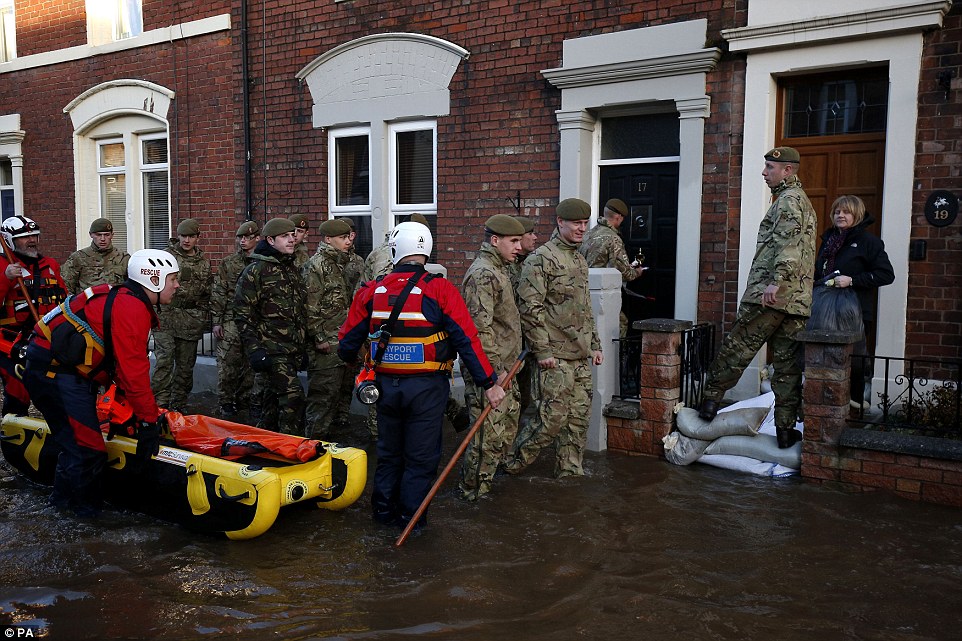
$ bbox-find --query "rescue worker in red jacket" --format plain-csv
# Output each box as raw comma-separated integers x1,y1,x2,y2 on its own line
0,215,67,415
338,221,506,531
21,249,180,518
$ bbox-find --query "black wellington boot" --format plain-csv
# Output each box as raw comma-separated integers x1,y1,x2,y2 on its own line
776,427,803,449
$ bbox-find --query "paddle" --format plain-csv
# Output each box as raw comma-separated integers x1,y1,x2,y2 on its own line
395,349,528,548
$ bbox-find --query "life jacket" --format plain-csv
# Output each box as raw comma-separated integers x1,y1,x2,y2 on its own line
0,256,64,329
368,272,455,375
32,283,116,381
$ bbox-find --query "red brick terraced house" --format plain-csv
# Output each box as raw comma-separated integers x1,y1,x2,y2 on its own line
1,0,959,445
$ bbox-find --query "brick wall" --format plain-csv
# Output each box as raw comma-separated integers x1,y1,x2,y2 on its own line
908,3,962,366
13,0,87,56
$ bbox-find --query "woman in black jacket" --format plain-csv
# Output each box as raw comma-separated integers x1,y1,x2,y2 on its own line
813,195,895,407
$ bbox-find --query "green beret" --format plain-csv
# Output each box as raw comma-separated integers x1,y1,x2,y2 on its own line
764,146,800,163
176,218,200,236
513,216,535,233
319,219,352,237
89,218,113,234
342,217,356,230
556,198,591,221
485,214,525,236
289,213,309,230
605,198,628,217
236,221,259,237
262,218,296,238
410,213,429,225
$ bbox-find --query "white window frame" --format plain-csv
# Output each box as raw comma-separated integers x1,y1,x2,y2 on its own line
0,0,15,63
388,120,437,223
0,157,15,219
139,132,170,250
328,125,372,218
86,0,143,47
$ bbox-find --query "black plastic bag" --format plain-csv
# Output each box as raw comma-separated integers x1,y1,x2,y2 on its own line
807,285,864,336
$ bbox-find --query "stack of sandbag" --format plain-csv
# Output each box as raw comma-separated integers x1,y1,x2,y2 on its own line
663,402,802,470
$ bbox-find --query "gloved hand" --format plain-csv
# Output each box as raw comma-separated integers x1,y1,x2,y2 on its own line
135,420,161,463
249,347,271,372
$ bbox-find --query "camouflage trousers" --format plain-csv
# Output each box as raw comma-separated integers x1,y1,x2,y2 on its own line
703,302,806,430
215,321,254,408
507,357,593,478
516,351,540,425
255,354,305,435
305,351,350,439
151,331,199,410
457,377,521,501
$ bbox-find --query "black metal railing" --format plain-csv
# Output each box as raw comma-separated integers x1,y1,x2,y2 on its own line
680,322,715,409
849,355,962,439
614,322,715,404
614,331,644,400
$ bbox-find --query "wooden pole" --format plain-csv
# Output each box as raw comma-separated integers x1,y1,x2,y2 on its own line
395,349,528,548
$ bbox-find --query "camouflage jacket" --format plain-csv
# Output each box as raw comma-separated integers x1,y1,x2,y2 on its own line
343,249,364,294
211,249,252,326
517,229,600,361
302,241,350,346
461,243,522,374
158,242,212,340
743,175,817,316
294,243,310,269
579,218,638,282
234,241,306,357
60,243,130,293
358,238,392,292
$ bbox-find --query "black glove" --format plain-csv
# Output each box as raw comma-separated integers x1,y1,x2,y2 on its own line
135,420,161,463
249,347,271,372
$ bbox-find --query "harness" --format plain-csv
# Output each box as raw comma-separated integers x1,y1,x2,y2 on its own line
33,284,122,380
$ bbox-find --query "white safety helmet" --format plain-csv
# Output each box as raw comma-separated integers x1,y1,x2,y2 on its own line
1,215,41,246
389,221,432,265
128,249,180,293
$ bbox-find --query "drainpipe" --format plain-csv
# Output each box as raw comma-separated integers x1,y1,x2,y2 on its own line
241,0,253,220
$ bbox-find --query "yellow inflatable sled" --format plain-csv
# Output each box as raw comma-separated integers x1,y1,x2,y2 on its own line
0,412,367,540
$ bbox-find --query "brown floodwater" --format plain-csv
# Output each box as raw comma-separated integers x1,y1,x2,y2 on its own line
2,397,961,641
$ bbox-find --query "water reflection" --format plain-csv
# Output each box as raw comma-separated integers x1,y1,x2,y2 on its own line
2,437,961,640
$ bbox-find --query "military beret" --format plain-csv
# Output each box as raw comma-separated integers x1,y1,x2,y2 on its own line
410,213,429,225
236,220,259,237
764,146,800,163
513,216,535,233
485,214,525,236
289,213,309,230
605,198,628,217
319,219,352,237
176,218,200,236
556,198,591,221
342,217,356,230
89,218,113,234
262,217,296,238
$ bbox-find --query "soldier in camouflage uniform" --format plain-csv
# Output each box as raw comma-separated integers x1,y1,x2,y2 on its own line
341,218,365,293
234,218,307,435
211,220,260,418
60,218,130,293
458,215,526,501
506,199,603,478
151,219,212,411
511,215,540,425
303,219,353,438
697,147,817,449
579,198,645,337
290,214,311,269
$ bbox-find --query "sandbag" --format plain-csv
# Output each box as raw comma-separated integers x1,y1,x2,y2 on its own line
663,431,711,466
807,285,864,335
676,406,769,440
703,434,801,469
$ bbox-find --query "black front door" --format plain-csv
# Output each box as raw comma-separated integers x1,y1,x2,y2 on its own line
599,162,679,324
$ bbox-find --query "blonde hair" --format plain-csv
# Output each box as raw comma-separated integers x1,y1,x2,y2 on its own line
830,195,866,227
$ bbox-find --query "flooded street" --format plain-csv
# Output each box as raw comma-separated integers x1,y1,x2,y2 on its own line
2,401,961,641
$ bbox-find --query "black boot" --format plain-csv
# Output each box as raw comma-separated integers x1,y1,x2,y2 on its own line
698,398,719,421
776,427,803,449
